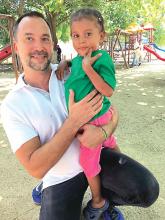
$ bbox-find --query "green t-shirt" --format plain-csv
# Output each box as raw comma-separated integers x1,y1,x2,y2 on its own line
65,49,116,120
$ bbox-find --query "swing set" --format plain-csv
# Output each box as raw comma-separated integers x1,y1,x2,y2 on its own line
102,23,158,68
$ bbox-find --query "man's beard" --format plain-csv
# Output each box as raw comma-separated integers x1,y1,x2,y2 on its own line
28,50,52,71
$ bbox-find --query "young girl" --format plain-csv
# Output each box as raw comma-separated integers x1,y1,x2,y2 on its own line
57,8,118,220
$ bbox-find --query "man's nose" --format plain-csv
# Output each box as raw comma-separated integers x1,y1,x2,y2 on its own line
33,39,45,50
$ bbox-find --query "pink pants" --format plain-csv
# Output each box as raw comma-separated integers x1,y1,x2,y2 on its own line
79,107,117,178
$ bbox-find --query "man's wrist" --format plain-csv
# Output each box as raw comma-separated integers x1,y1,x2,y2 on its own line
66,116,82,134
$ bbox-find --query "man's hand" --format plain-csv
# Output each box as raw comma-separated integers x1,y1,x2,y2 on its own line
68,90,103,129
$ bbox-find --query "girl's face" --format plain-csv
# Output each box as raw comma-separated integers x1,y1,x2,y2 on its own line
71,18,105,56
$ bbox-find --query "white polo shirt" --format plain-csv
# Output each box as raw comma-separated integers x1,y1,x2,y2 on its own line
1,64,83,189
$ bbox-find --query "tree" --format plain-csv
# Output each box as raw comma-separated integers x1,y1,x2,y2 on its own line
0,0,26,46
0,0,164,46
0,0,116,46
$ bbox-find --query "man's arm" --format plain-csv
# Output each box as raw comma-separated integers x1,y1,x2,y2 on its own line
15,90,103,179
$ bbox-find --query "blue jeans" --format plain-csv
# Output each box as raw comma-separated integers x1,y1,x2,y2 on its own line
39,149,159,220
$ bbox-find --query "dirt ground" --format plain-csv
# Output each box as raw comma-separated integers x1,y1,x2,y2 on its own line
0,60,165,220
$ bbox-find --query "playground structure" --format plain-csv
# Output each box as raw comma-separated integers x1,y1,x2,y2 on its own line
0,44,12,62
151,43,165,52
0,15,164,80
144,44,165,62
0,14,21,81
141,24,165,62
102,23,165,68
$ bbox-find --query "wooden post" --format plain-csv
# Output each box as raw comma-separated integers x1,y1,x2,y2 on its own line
113,29,129,68
0,14,20,82
8,17,20,82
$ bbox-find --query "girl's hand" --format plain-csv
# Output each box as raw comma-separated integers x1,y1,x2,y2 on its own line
82,48,102,72
56,60,70,80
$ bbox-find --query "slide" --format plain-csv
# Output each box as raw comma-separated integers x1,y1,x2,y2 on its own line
144,45,165,62
0,45,12,62
151,43,165,52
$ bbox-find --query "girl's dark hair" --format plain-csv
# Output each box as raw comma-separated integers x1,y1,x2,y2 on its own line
13,11,51,39
70,8,105,32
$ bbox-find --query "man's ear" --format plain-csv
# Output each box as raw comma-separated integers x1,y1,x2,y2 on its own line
13,40,18,54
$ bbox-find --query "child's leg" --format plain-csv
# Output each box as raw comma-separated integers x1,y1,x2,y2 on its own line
80,145,107,208
93,107,118,149
103,135,117,149
87,174,106,208
80,109,115,209
79,144,102,178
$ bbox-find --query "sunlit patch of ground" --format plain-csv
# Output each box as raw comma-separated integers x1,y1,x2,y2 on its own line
0,60,165,220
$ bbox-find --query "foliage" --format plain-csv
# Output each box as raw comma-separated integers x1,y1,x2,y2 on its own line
45,0,102,42
101,0,165,45
0,0,164,46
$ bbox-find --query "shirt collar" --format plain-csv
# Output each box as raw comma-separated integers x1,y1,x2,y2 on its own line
14,64,58,91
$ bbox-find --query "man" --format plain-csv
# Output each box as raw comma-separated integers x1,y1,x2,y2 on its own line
1,11,159,220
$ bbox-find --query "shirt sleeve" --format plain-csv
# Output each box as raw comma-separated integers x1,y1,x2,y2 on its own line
94,51,116,90
1,101,38,153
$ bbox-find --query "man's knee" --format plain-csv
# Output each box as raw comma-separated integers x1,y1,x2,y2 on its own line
139,174,159,207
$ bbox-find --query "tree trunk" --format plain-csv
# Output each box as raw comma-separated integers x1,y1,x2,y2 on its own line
46,12,58,47
17,0,25,16
51,13,58,46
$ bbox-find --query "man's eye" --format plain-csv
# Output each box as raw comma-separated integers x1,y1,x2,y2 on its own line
42,37,50,42
26,37,33,41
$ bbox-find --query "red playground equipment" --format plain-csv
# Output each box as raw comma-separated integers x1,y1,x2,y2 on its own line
144,45,165,62
0,45,12,63
142,24,165,62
